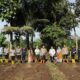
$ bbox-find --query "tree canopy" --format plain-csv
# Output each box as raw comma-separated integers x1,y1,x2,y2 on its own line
0,33,6,46
0,0,78,47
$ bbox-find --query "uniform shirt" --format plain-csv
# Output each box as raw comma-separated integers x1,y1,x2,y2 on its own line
16,48,21,55
35,48,40,55
10,49,15,56
0,47,3,55
40,48,47,56
62,47,68,55
4,48,9,55
49,48,55,57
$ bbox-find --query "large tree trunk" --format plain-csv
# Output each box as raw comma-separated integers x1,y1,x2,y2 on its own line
26,33,29,49
74,28,78,54
10,32,13,46
31,33,33,51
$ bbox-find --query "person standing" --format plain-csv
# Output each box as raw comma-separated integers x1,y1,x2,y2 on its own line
78,46,80,62
49,46,55,62
40,46,47,63
28,47,33,63
15,46,21,63
70,47,76,63
56,47,62,62
4,47,9,63
0,46,3,63
62,45,68,63
10,47,15,64
35,46,40,62
21,47,27,63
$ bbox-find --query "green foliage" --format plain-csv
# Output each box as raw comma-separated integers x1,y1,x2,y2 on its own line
41,23,67,47
75,0,80,17
33,39,42,48
3,26,33,34
0,0,18,21
0,33,6,46
20,26,34,34
0,0,78,48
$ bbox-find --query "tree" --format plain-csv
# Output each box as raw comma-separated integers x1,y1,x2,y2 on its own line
75,0,80,17
0,0,77,48
20,26,34,49
41,23,67,48
0,33,6,46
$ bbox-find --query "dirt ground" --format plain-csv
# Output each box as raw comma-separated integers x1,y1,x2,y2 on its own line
56,62,80,80
1,62,80,80
0,63,51,80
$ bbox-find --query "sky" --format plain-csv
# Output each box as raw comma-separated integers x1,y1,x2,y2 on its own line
68,0,75,3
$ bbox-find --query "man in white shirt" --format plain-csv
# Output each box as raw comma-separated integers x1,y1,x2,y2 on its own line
35,46,40,62
49,46,55,62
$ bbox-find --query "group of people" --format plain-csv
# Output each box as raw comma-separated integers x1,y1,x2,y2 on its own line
0,45,80,64
35,45,80,63
0,46,27,64
35,45,68,63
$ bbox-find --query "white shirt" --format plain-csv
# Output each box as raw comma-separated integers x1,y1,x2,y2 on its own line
4,48,9,55
49,48,55,57
62,47,68,55
0,47,2,55
35,48,40,55
10,49,15,56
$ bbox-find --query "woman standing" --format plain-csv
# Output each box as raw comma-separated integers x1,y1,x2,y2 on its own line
28,48,33,63
56,47,62,62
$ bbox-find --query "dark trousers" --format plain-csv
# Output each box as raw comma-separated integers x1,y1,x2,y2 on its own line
22,55,26,62
63,54,68,59
78,54,80,62
71,54,75,59
11,56,15,61
5,54,9,59
50,56,54,62
0,54,2,58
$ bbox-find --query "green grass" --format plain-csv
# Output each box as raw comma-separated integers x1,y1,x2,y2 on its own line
46,61,68,80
